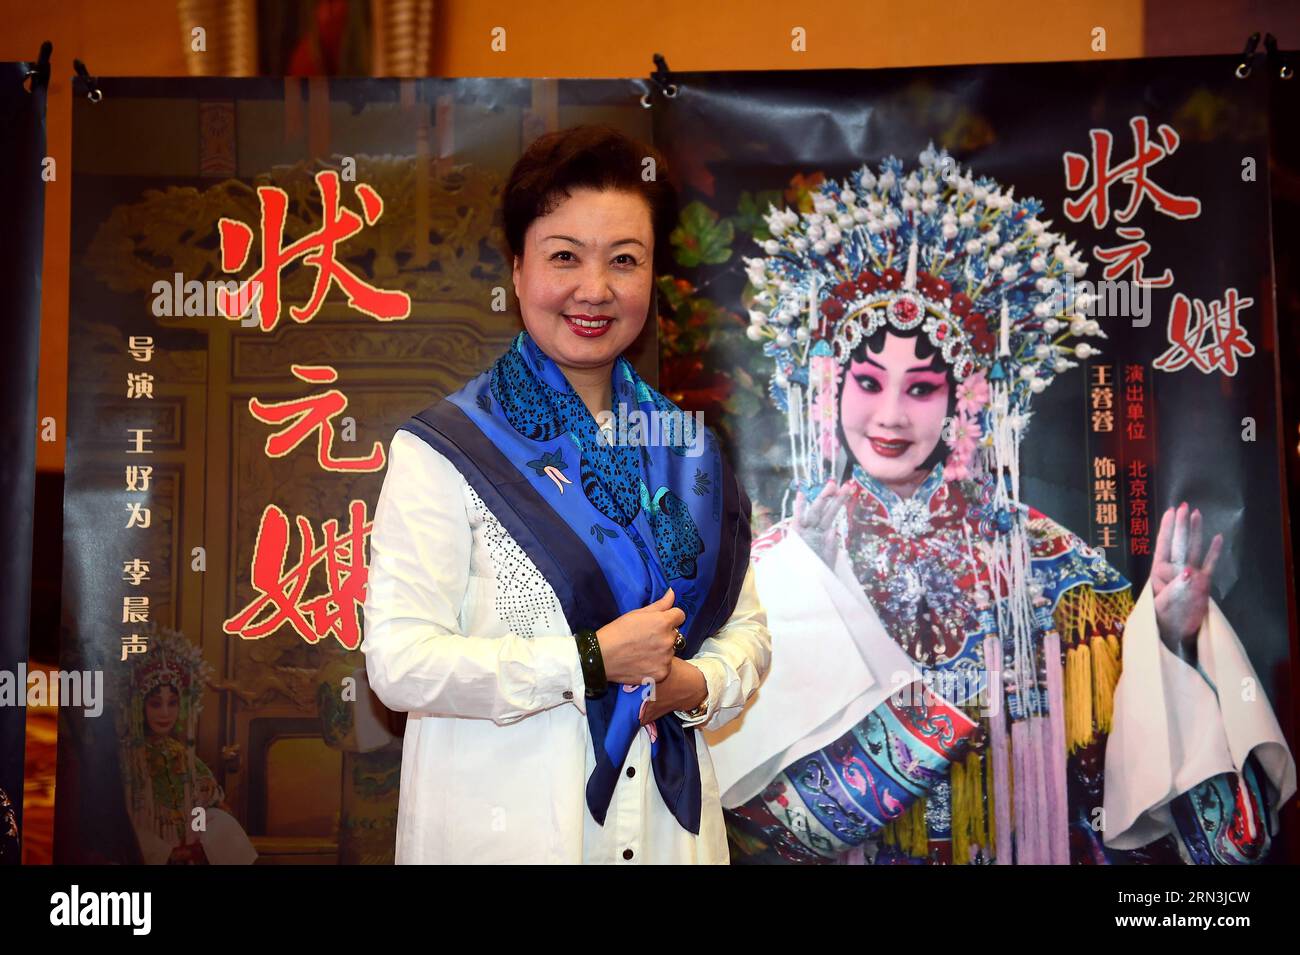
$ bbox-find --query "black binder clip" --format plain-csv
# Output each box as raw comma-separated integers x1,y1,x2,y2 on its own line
72,58,102,103
22,40,51,93
1263,33,1293,81
1235,32,1261,78
640,53,678,109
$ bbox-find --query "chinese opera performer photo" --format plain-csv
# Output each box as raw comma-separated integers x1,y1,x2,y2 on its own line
704,146,1296,865
114,627,257,865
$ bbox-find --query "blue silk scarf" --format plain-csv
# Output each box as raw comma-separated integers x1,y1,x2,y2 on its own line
400,329,752,833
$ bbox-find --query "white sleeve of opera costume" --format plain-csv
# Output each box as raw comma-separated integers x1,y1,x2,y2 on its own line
360,429,587,724
1102,578,1296,849
676,562,772,732
198,809,258,865
133,824,175,865
702,523,922,809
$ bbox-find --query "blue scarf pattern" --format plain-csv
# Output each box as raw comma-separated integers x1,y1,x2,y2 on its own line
400,330,751,833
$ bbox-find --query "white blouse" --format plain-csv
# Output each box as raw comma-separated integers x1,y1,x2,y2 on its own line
360,427,771,864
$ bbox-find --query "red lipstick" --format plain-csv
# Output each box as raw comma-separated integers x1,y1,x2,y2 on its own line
869,436,912,458
563,314,615,338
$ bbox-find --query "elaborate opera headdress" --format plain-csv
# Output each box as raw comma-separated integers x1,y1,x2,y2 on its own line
742,143,1105,497
115,625,210,719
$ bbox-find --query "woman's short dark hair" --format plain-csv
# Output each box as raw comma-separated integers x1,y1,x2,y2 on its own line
501,124,679,277
834,324,958,481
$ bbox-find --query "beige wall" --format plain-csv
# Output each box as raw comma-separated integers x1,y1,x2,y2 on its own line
0,0,1146,470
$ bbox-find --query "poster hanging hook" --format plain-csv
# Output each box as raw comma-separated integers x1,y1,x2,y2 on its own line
1263,33,1293,81
21,40,51,94
640,53,678,109
1235,32,1261,78
72,58,102,103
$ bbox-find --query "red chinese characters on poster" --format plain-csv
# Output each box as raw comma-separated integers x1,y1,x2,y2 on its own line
223,500,373,650
1063,115,1255,379
248,364,386,473
216,169,411,331
1063,115,1249,562
1153,288,1256,376
1124,364,1153,557
221,171,402,648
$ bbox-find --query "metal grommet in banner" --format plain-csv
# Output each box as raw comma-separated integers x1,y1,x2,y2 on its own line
642,52,680,107
1263,33,1294,81
21,40,52,94
1235,31,1261,79
72,57,102,103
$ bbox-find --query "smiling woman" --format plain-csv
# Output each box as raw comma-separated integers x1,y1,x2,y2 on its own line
510,186,652,402
360,124,770,864
500,125,678,419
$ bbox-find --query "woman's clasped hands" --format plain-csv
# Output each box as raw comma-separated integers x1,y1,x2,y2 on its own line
596,588,707,726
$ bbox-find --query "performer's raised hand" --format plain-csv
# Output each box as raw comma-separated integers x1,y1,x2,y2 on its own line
793,479,853,568
1151,500,1223,652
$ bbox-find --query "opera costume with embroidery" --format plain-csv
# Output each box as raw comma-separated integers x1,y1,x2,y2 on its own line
705,145,1295,865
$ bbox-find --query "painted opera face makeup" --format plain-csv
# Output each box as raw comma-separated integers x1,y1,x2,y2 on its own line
839,331,951,495
144,684,180,737
512,186,653,378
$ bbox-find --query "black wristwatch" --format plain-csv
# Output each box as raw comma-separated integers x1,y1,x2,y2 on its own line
573,627,607,698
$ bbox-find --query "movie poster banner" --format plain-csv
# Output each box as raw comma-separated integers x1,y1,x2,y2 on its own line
54,59,1300,869
57,76,654,864
651,57,1297,864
